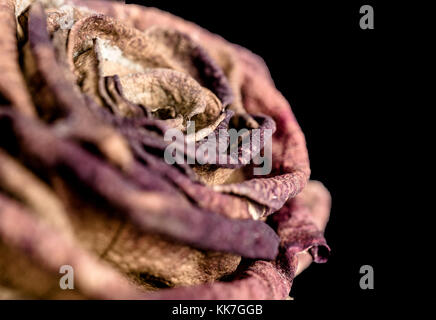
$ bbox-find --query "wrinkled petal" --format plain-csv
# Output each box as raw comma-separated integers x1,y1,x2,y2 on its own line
145,181,331,300
0,0,330,299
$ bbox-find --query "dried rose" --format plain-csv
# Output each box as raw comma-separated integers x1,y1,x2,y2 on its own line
0,0,330,299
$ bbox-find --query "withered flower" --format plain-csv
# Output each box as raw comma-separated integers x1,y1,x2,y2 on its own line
0,0,330,299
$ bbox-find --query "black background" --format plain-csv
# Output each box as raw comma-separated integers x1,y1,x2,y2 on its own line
125,0,395,303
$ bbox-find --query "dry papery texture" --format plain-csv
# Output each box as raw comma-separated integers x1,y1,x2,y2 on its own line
0,0,330,299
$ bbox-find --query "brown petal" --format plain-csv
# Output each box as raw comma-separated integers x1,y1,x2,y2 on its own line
0,0,36,116
144,181,331,300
